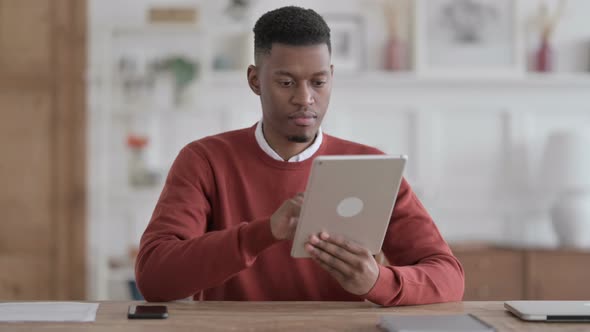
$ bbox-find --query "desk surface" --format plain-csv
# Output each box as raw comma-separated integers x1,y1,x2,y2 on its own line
1,301,588,331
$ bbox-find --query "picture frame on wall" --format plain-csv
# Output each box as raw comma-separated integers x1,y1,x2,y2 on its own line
414,0,524,77
323,15,366,73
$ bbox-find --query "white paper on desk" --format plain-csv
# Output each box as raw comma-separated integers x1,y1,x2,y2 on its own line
0,302,99,322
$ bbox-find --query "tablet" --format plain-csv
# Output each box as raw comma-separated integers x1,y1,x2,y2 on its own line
378,314,495,331
290,155,407,258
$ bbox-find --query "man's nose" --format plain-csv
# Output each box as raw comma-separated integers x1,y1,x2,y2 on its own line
292,84,314,106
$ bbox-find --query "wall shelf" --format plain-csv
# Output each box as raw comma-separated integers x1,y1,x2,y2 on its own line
205,70,590,88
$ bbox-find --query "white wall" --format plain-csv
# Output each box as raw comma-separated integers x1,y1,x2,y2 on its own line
88,0,590,299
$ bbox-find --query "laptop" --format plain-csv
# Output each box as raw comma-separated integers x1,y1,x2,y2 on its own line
505,301,590,322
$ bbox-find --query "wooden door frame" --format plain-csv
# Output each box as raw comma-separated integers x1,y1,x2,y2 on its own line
52,0,87,300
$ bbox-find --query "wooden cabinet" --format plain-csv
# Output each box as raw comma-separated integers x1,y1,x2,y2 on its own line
0,0,87,300
451,245,590,301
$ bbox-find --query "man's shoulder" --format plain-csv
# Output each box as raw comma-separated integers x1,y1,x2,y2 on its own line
185,126,254,155
323,133,384,155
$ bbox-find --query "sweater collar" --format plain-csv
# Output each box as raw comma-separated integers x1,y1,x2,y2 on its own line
254,120,323,162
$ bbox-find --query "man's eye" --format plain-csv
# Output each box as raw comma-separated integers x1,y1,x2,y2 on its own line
279,81,294,87
313,81,327,87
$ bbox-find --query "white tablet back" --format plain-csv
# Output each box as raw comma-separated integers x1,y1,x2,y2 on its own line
291,155,406,258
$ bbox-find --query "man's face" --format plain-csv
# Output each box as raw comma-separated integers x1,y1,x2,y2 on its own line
248,43,333,144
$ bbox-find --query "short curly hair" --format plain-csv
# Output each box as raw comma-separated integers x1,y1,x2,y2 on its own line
253,6,331,64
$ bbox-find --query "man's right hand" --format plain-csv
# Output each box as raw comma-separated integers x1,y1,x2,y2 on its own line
270,193,304,240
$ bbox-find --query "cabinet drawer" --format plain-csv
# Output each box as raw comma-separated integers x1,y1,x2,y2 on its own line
526,250,590,300
453,248,524,301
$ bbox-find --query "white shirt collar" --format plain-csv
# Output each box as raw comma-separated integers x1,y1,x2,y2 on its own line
254,120,323,162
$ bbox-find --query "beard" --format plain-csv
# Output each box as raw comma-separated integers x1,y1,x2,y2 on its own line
287,135,312,143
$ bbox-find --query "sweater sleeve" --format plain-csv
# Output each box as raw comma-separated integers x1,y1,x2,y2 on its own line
362,178,465,306
135,146,280,302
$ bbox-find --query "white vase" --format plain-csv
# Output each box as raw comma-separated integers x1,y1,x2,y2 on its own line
550,189,590,248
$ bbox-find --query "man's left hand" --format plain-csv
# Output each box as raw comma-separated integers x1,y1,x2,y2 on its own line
305,232,379,296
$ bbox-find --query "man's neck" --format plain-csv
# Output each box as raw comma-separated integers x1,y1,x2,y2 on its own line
262,126,315,161
274,141,313,161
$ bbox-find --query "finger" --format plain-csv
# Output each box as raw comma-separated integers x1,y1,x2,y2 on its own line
290,195,304,207
309,234,360,264
289,203,302,215
292,194,304,206
286,217,298,238
285,197,303,218
321,233,367,256
314,257,346,281
306,242,352,276
307,246,345,279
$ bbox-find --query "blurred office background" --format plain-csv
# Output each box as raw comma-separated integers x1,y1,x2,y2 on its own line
2,0,590,302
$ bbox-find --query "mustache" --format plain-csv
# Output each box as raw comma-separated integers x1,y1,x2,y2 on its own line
288,110,317,119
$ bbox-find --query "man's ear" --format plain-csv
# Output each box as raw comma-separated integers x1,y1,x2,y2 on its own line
247,65,261,96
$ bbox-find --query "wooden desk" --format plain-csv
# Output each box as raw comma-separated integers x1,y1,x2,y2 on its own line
1,301,588,331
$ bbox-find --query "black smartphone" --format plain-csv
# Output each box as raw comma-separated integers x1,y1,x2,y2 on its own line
127,304,168,319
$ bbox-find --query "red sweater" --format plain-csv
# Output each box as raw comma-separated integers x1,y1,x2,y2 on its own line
135,124,464,306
